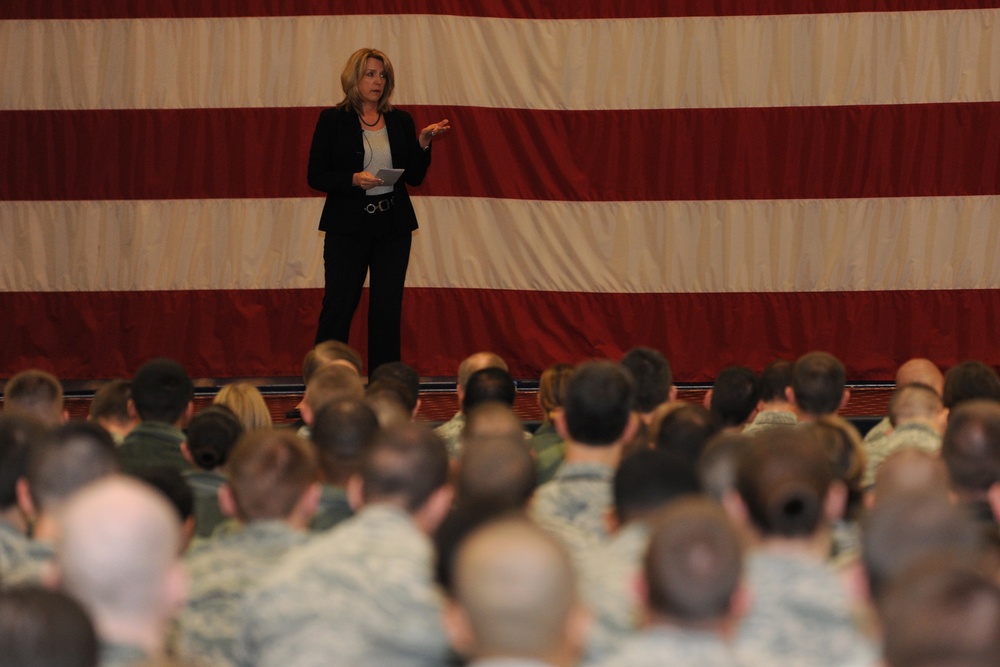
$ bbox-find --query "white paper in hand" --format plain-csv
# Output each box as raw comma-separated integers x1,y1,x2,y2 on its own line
375,168,405,185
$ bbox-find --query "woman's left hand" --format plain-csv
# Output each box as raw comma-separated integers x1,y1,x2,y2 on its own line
419,119,451,149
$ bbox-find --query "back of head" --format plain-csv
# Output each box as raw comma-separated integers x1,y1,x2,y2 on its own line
862,491,983,603
88,379,132,424
0,586,98,667
131,466,194,525
304,341,363,380
872,448,951,502
644,498,743,624
943,360,1000,410
184,406,243,471
213,383,271,431
361,423,449,512
941,399,1000,495
888,382,944,427
563,361,636,446
709,366,759,428
131,358,193,425
697,432,748,502
3,370,64,426
310,398,380,484
306,364,365,417
225,429,318,521
614,449,700,525
369,362,420,410
365,378,415,427
450,515,578,659
881,560,1000,667
458,431,535,510
792,351,846,416
57,476,182,624
620,347,672,413
538,363,574,419
736,427,833,538
457,352,508,392
895,358,944,396
802,416,865,518
460,402,524,449
757,360,793,404
0,413,46,511
462,368,516,413
654,404,719,467
27,422,120,513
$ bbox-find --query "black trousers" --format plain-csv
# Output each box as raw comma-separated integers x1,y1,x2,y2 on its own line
315,212,412,374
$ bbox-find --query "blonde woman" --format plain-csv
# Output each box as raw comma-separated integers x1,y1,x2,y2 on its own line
213,382,272,431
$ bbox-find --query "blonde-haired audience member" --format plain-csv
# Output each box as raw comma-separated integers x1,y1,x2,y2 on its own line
531,363,574,485
214,383,272,432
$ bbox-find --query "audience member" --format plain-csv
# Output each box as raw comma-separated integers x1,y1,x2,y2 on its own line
530,363,574,485
620,347,676,424
941,399,1000,527
132,467,196,554
742,360,796,435
862,382,946,488
0,413,45,580
177,430,319,667
787,351,849,421
364,377,415,428
861,358,943,452
299,364,365,433
119,358,194,475
435,352,508,455
444,367,518,458
213,383,272,432
704,366,758,431
88,380,139,444
697,432,748,503
239,423,453,667
458,401,528,459
369,361,422,416
652,404,719,468
0,585,99,667
942,360,1000,410
2,369,66,427
181,406,243,539
866,448,950,508
301,340,363,380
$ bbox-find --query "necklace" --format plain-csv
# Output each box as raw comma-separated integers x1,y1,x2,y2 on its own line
360,111,382,127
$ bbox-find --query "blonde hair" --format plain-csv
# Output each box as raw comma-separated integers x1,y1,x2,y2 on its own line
213,383,272,432
339,47,395,114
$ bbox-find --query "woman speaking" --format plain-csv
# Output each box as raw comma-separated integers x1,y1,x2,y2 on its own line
308,47,450,374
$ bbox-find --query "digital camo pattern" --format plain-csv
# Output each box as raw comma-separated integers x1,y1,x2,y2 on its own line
99,640,148,667
0,521,29,581
531,461,614,556
529,422,566,486
741,410,797,436
309,483,353,532
594,626,748,667
862,421,942,488
434,412,465,459
0,539,53,587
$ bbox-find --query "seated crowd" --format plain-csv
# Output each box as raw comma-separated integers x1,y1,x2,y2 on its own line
2,344,1000,667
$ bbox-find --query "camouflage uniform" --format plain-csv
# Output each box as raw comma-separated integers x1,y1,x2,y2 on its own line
1,539,53,587
532,462,614,556
0,520,29,580
309,483,353,532
862,421,941,488
99,640,148,667
529,422,566,486
595,626,746,667
184,469,228,539
237,504,447,667
434,412,465,459
176,520,310,667
736,551,877,667
860,416,890,456
742,410,797,436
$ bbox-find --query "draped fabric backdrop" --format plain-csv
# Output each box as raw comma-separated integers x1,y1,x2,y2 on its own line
2,1,1000,380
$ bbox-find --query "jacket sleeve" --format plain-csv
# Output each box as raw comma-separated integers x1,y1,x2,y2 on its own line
307,108,360,195
392,110,432,187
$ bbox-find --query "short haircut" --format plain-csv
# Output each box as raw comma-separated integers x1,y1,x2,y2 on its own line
0,586,98,667
306,364,365,416
881,560,1000,667
360,423,449,512
3,370,64,426
757,360,793,403
26,422,120,512
457,352,507,391
802,416,865,519
184,406,243,471
303,341,363,381
872,449,950,502
943,360,1000,409
709,366,759,427
462,368,516,413
0,413,46,510
213,382,272,431
736,427,833,538
365,378,416,415
697,432,748,502
88,380,131,424
613,449,700,524
644,498,743,622
370,362,420,410
888,382,943,427
224,429,318,521
461,402,524,449
862,491,982,603
458,433,536,510
131,358,194,425
620,347,673,413
538,363,574,418
791,351,846,416
130,466,195,523
654,404,720,467
310,399,380,484
941,399,1000,494
563,361,636,446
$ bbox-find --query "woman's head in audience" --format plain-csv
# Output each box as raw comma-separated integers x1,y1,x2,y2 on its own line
0,585,98,667
184,406,244,471
213,382,272,432
537,364,574,423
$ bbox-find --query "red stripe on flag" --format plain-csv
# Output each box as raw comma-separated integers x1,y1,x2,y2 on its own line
2,287,996,380
4,103,1000,201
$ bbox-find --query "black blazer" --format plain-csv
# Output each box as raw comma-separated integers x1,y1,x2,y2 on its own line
307,106,432,234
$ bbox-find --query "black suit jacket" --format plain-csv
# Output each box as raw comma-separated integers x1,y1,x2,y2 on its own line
307,105,432,234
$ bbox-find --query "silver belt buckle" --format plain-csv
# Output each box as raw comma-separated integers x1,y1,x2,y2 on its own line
364,197,393,214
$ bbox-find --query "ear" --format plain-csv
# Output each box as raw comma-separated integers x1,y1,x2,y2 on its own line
127,398,140,421
411,398,422,421
784,386,797,407
60,409,70,425
292,482,322,527
618,412,640,447
554,408,569,441
416,484,455,535
441,599,476,657
727,582,753,626
217,483,239,519
934,407,950,435
180,401,195,427
603,507,620,536
162,561,189,618
300,395,314,427
824,480,848,523
668,385,678,402
346,473,364,512
838,388,851,414
702,389,714,411
721,489,749,528
16,477,36,519
181,441,195,466
987,482,1000,526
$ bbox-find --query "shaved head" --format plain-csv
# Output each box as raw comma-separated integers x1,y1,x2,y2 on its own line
896,359,944,396
872,448,950,504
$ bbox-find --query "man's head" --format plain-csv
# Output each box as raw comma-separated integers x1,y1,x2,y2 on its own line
941,400,1000,512
370,362,420,410
559,361,636,447
303,341,363,381
613,449,699,526
444,516,586,664
653,404,720,468
706,366,759,429
620,347,674,414
310,398,380,486
0,413,45,514
869,448,951,506
888,382,947,431
462,368,516,414
3,370,65,427
131,358,194,426
0,586,98,667
456,352,508,406
644,498,744,628
302,364,365,426
460,402,524,451
88,379,138,440
757,360,793,406
364,378,416,428
943,360,1000,410
788,351,848,418
457,427,536,510
895,358,944,396
221,429,319,525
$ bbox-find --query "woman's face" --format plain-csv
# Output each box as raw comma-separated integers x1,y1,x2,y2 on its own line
358,57,387,107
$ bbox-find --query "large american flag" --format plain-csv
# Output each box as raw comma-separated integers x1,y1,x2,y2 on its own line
2,1,999,380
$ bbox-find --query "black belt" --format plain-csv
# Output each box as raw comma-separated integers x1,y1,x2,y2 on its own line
364,196,395,214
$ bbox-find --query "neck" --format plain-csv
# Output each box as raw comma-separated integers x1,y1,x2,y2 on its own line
31,513,59,543
97,615,165,658
564,440,621,468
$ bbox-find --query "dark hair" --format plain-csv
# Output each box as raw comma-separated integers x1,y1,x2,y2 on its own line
757,360,793,403
709,366,759,427
310,399,380,484
613,449,699,524
184,406,243,471
462,368,516,413
942,360,1000,409
370,362,420,410
87,380,132,423
131,358,194,424
458,435,536,510
697,432,748,501
0,586,98,667
791,352,846,416
942,399,1000,493
803,416,865,520
225,429,318,521
654,404,720,467
3,370,63,425
27,422,120,512
563,361,636,446
131,466,194,522
365,378,416,414
0,413,46,509
620,347,672,413
538,363,574,418
736,428,833,538
361,423,449,511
